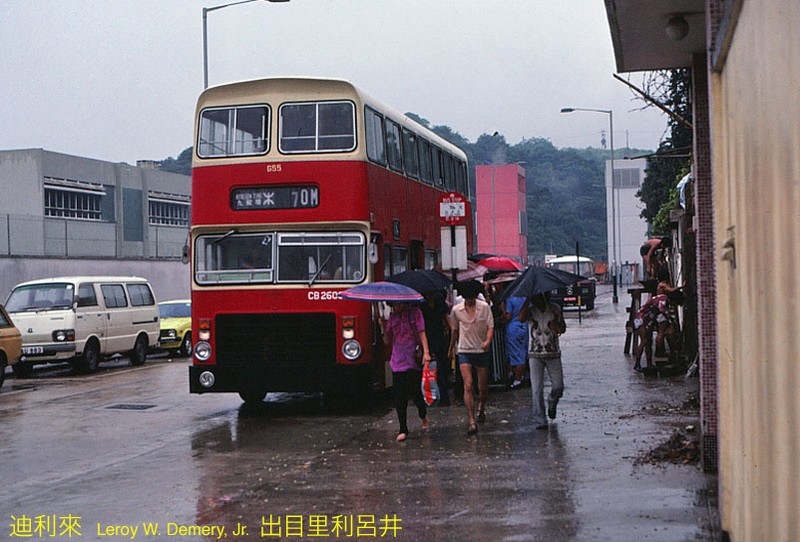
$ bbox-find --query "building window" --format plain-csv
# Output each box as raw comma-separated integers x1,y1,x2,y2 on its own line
613,168,642,188
44,178,105,221
148,192,191,227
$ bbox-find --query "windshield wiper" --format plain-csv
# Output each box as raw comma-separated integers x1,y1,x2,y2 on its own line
211,228,237,246
308,253,333,287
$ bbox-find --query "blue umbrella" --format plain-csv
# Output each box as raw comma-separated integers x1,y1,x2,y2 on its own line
341,281,425,303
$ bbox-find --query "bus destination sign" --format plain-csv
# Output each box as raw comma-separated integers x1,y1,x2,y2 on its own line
231,186,319,210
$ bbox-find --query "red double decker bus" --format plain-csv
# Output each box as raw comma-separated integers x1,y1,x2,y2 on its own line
188,77,472,403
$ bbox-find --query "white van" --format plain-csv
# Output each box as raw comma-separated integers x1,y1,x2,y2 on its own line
4,276,160,375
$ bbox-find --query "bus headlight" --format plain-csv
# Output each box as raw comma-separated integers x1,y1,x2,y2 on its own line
194,341,212,361
342,339,361,360
198,371,216,388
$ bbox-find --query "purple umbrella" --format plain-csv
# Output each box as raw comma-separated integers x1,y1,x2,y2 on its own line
341,281,425,303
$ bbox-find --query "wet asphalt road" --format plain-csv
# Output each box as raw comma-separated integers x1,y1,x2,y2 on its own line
0,285,718,541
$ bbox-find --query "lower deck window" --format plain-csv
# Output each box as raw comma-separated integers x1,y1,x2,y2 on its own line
194,230,365,285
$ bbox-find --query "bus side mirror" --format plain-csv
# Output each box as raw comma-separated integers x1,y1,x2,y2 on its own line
181,244,190,265
368,243,379,265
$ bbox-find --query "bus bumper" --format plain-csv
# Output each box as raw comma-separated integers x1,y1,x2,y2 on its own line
189,365,240,393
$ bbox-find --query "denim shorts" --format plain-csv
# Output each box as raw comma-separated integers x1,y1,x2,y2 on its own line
457,352,492,369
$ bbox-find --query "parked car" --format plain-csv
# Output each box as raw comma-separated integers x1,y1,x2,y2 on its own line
158,299,192,357
4,276,159,375
0,303,22,388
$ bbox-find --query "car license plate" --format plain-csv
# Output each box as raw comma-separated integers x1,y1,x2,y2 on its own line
22,346,44,355
564,297,577,302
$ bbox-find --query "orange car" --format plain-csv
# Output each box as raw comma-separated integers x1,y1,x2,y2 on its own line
0,303,22,389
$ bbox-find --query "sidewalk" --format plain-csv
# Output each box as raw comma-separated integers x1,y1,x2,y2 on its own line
364,284,721,541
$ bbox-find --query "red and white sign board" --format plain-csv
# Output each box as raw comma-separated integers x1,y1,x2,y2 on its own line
438,192,467,225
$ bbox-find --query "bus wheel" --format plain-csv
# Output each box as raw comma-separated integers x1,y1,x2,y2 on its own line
129,335,148,366
12,359,33,378
79,340,100,373
238,386,267,404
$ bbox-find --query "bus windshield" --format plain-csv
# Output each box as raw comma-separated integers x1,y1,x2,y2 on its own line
194,231,365,285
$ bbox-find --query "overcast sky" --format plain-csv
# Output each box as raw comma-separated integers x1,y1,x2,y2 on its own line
0,1,667,165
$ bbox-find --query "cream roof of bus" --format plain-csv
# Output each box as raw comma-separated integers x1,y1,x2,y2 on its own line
194,77,467,164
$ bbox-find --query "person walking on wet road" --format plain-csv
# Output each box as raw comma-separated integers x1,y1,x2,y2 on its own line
420,290,452,406
380,302,431,442
448,280,494,436
521,293,566,430
500,294,529,389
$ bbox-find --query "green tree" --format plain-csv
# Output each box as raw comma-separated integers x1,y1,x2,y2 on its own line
159,147,193,176
638,69,693,227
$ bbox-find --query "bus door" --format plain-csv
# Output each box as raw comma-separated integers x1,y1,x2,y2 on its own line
409,240,424,270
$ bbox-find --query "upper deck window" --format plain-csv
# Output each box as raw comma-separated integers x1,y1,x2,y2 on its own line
418,139,433,185
365,107,386,165
279,101,356,153
385,120,403,172
198,105,269,158
402,129,419,179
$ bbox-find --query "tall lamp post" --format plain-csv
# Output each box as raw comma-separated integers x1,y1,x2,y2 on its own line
203,0,289,89
560,107,619,304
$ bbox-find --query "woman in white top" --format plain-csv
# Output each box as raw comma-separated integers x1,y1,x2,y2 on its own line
448,280,494,436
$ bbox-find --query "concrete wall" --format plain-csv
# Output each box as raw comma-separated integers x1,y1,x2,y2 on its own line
0,257,191,303
710,1,800,539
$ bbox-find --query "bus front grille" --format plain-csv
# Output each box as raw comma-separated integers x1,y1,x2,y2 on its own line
215,313,337,391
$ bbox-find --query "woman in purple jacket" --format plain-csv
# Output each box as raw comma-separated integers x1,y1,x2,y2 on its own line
381,302,431,442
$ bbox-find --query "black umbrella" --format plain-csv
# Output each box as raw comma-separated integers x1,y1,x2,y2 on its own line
498,266,586,302
387,269,452,294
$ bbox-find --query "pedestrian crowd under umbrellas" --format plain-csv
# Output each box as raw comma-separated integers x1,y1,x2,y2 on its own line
342,255,584,440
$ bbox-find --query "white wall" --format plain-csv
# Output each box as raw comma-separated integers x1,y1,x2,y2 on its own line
606,157,649,283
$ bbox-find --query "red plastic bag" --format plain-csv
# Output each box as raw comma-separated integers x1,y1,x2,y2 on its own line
421,360,440,406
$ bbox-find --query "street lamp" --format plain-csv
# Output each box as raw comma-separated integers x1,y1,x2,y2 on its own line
203,0,290,89
560,107,619,303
